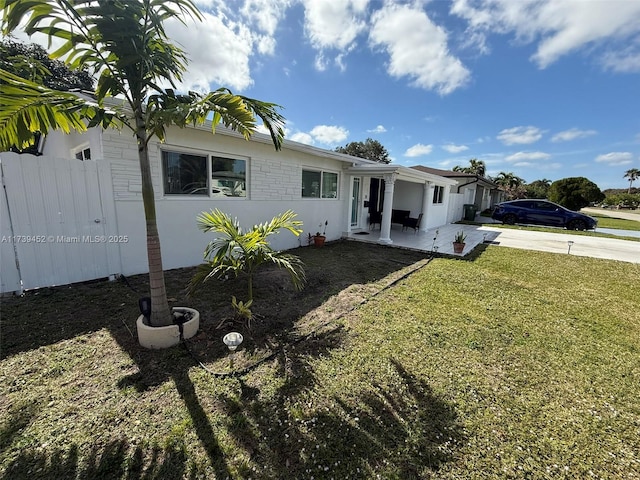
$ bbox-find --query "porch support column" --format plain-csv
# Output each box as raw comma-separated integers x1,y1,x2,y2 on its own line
420,181,431,232
378,173,396,245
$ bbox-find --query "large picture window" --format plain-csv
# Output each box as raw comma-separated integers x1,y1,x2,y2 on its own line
433,185,444,204
162,150,247,197
302,169,338,198
163,151,208,195
212,156,246,197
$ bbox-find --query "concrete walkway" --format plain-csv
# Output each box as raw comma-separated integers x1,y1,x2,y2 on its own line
347,221,640,264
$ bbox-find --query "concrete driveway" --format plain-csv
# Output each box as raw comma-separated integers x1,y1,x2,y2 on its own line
478,226,640,264
581,207,640,222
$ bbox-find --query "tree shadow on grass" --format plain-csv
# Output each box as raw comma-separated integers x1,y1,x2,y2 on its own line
1,438,188,480
217,353,465,479
2,242,439,478
171,371,232,480
0,399,39,452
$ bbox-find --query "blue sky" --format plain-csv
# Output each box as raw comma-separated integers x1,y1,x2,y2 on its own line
19,0,640,189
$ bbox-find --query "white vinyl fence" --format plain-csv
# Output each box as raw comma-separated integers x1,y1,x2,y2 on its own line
0,153,121,293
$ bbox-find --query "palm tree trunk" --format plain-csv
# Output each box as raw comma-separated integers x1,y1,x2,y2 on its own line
135,112,172,327
247,271,254,303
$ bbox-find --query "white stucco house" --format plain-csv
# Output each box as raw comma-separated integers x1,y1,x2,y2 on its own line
1,122,457,293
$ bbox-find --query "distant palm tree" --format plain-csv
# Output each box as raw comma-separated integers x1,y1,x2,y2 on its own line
624,168,639,193
0,0,285,327
494,171,524,188
452,158,486,176
494,172,526,200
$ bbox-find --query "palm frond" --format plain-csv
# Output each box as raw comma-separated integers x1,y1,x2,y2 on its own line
191,210,306,299
0,68,122,149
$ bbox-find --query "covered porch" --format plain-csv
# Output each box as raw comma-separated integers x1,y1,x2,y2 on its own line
345,222,498,256
344,164,458,244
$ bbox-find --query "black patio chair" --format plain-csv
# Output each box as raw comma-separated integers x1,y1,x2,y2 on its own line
402,213,423,233
369,211,382,230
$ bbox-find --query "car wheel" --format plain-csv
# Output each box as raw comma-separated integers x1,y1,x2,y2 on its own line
503,214,517,225
568,219,586,231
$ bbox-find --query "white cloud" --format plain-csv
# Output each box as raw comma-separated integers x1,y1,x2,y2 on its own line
165,13,254,91
289,132,315,145
505,151,551,162
551,128,597,143
404,143,433,157
369,3,470,95
595,152,634,166
497,126,543,145
309,125,349,145
601,44,640,73
451,0,640,70
255,124,270,135
442,143,469,153
367,125,387,133
303,0,369,70
240,0,291,39
511,162,534,168
165,0,294,91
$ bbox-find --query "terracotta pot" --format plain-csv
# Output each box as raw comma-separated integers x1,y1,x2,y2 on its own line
452,242,465,254
313,235,326,247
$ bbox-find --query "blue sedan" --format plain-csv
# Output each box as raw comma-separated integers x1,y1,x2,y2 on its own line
492,200,597,230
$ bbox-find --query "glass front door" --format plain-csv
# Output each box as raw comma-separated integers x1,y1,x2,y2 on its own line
351,177,361,227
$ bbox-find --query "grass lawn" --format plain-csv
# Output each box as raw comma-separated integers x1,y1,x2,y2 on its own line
1,243,639,479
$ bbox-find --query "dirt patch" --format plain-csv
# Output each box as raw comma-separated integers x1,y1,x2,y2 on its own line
1,241,430,373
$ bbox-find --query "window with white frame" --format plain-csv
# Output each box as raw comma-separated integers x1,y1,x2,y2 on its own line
302,169,338,198
212,156,246,197
162,150,247,197
432,185,444,204
73,145,91,161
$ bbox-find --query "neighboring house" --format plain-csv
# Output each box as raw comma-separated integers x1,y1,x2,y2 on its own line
411,165,505,220
0,123,455,293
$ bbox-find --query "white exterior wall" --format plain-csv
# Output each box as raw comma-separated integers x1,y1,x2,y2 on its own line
44,128,103,160
427,184,451,229
392,181,422,216
7,126,459,290
447,193,465,224
102,127,349,276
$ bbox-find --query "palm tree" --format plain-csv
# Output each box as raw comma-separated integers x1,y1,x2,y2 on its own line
494,171,526,200
189,210,306,303
0,0,285,327
468,158,486,176
452,158,486,176
624,168,639,193
494,171,524,188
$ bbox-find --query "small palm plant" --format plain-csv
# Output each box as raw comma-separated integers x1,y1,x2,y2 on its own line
188,210,306,307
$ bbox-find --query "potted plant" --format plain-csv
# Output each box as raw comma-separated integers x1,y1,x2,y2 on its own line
453,230,466,254
313,220,328,247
